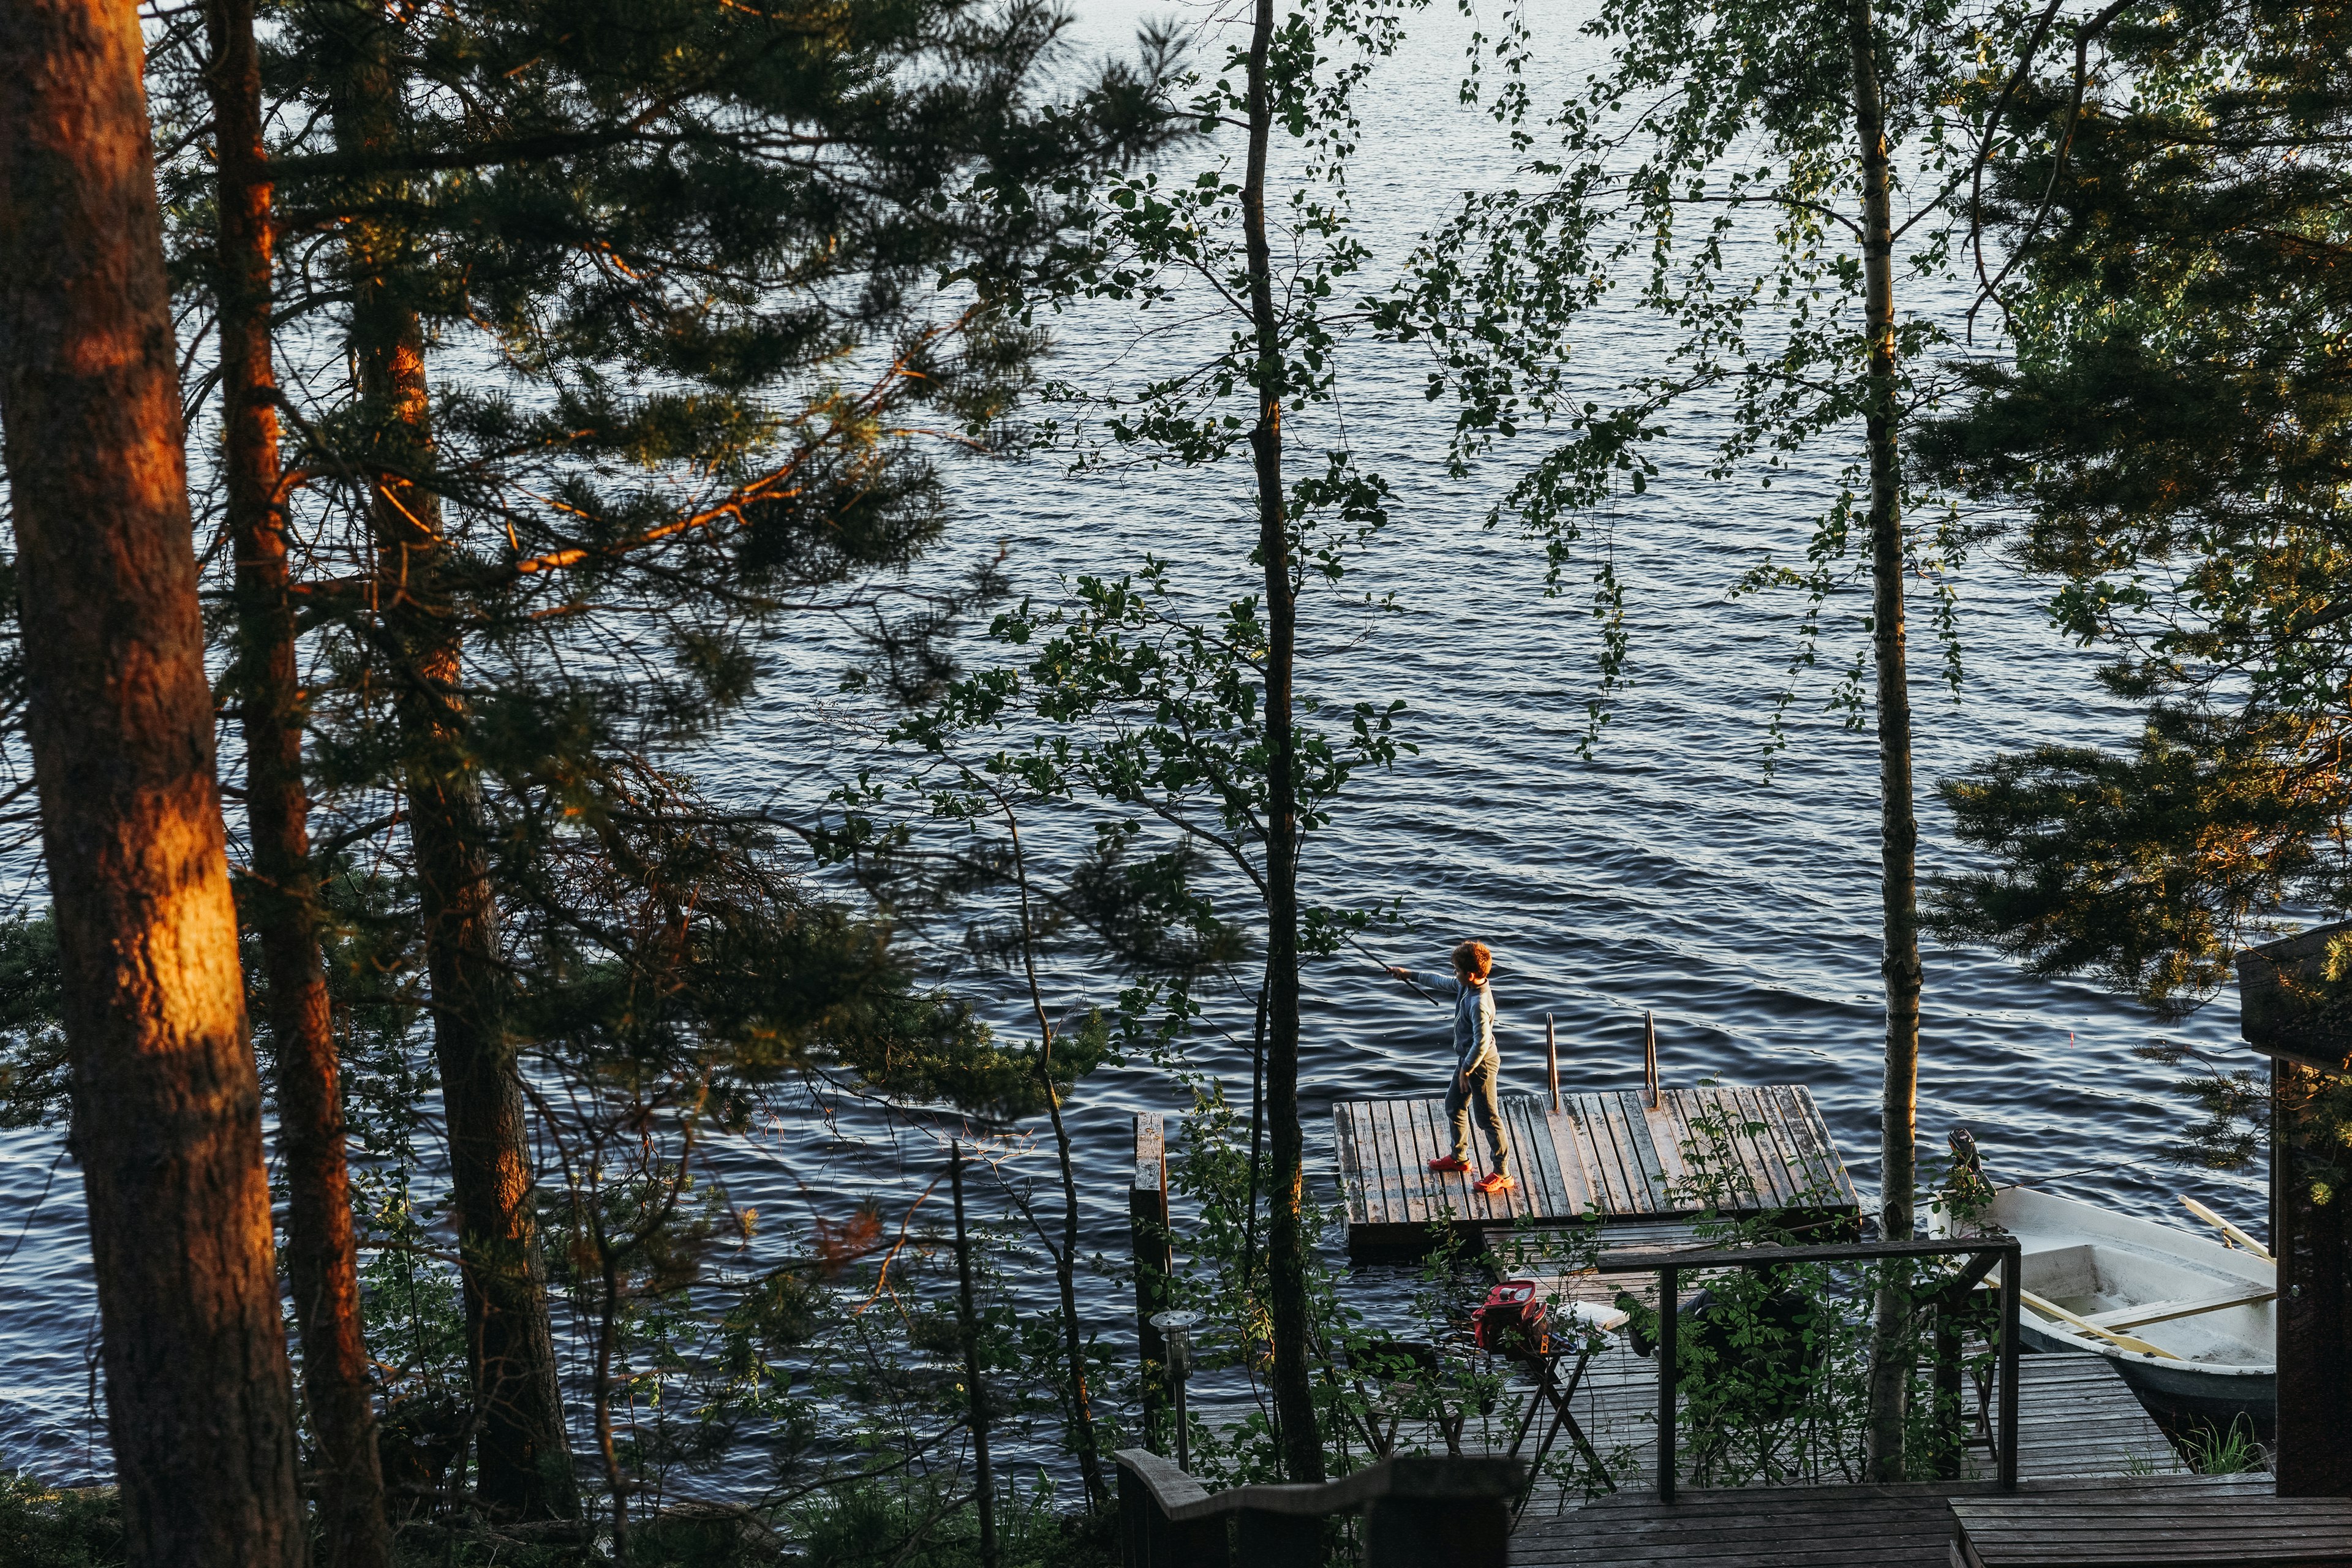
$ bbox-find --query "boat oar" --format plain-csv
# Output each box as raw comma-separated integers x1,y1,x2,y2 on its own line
2180,1196,2274,1262
2015,1287,2184,1360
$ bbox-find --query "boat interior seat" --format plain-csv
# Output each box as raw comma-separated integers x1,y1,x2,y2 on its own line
2081,1286,2278,1333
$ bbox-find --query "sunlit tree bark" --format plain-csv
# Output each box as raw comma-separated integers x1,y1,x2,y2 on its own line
323,1,575,1519
0,0,304,1559
208,0,394,1554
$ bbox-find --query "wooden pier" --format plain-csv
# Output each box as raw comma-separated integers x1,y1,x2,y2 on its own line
1335,1085,1857,1252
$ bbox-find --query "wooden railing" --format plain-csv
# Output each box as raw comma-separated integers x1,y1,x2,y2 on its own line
1595,1233,2024,1501
1114,1449,1522,1567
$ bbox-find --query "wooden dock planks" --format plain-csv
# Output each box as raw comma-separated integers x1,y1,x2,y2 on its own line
1336,1085,1857,1253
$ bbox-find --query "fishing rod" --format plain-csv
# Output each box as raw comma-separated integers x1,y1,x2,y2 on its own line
1340,931,1444,1007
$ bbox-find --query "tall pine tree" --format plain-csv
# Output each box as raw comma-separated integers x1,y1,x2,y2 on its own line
211,0,1167,1517
1923,0,2352,1491
0,0,304,1558
1926,0,2352,1006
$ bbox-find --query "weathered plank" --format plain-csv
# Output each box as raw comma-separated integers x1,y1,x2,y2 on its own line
1732,1085,1798,1207
1769,1086,1833,1202
1527,1098,1572,1215
1640,1093,1694,1202
1615,1091,1673,1212
1551,1110,1599,1219
1383,1097,1424,1226
1351,1101,1393,1226
1720,1085,1781,1209
1581,1092,1643,1216
1366,1098,1404,1226
1334,1101,1369,1224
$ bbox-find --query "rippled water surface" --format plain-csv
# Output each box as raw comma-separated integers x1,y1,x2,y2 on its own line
0,0,2260,1489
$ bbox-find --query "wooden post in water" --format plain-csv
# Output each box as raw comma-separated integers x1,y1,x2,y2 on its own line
950,1143,998,1568
1130,1112,1173,1445
1643,1011,1660,1109
1545,1015,1561,1114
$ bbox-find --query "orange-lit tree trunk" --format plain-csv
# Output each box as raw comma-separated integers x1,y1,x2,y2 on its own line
328,4,575,1518
0,1,305,1562
208,0,393,1558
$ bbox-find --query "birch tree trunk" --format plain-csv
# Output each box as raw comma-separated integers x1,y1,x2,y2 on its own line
0,1,305,1558
326,2,575,1517
1850,0,1924,1482
208,0,394,1556
1241,0,1324,1486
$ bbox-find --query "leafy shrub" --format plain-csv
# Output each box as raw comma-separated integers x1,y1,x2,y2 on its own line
0,1474,123,1568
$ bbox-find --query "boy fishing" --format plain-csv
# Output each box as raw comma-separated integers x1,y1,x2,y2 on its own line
1389,940,1513,1195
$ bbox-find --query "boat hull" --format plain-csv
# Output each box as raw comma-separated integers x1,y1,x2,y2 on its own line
1936,1185,2275,1425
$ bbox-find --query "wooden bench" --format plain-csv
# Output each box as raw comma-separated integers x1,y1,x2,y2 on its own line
1951,1486,2352,1567
1116,1448,1521,1567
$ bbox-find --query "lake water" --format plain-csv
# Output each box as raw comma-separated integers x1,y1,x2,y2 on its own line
0,0,2260,1493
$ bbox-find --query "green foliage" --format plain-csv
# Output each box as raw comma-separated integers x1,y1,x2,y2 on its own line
1154,1075,1360,1489
225,0,1180,741
1931,717,2339,1010
1924,0,2352,1007
0,1475,123,1568
793,1472,1110,1568
0,910,64,1129
127,0,1192,1136
832,549,1411,1056
2176,1414,2266,1477
876,0,1424,1009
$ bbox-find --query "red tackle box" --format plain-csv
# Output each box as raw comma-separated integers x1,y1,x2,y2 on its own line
1471,1278,1550,1358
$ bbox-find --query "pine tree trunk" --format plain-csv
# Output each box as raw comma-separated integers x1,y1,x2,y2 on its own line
1241,0,1324,1486
208,1,395,1557
1849,0,1923,1484
328,5,575,1519
0,2,305,1559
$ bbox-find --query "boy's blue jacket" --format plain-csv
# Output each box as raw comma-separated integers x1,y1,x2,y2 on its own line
1412,972,1496,1074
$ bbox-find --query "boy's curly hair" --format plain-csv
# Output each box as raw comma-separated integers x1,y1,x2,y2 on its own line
1452,940,1493,981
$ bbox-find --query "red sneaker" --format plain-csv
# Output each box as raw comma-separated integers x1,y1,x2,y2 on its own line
1474,1171,1516,1196
1427,1155,1470,1174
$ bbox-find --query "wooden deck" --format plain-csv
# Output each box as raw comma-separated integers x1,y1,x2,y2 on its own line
1502,1341,2187,1512
1512,1475,2276,1568
1335,1086,1858,1253
1952,1488,2352,1566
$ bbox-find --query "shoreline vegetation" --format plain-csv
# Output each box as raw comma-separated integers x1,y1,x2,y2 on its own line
0,0,2343,1562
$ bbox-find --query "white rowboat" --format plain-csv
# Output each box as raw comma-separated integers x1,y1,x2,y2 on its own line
1934,1185,2275,1422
